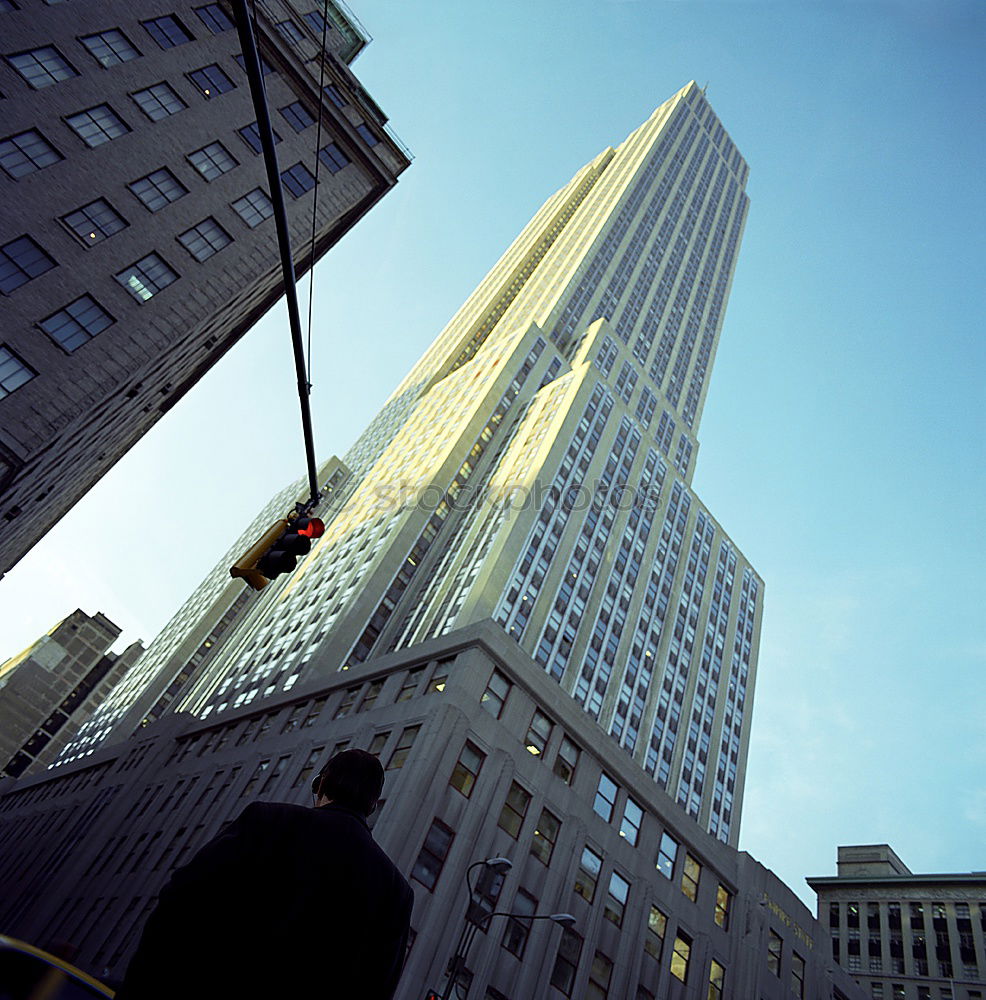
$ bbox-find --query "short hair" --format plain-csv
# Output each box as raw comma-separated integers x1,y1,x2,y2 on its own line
314,749,384,816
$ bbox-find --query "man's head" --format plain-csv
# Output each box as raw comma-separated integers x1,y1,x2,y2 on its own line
312,748,384,816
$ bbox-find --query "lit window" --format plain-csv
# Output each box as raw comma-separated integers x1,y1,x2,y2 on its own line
708,959,725,1000
66,105,130,147
39,295,113,352
449,741,484,797
281,162,315,198
497,781,530,839
187,141,237,181
318,142,349,173
0,345,36,400
114,252,177,302
767,930,782,976
80,29,140,67
715,884,731,929
323,83,346,108
681,853,701,901
0,129,62,178
529,808,559,865
593,773,618,822
129,168,187,211
178,217,232,262
603,870,630,927
574,845,602,903
0,235,55,294
656,831,678,879
280,101,315,132
385,725,419,770
188,63,234,98
480,670,510,718
644,905,666,960
132,82,186,121
356,121,379,146
427,669,447,694
525,709,552,755
233,188,274,229
7,46,77,88
670,931,691,982
552,735,579,785
62,198,127,245
194,3,233,33
275,18,304,43
142,15,193,49
619,797,643,845
410,818,453,891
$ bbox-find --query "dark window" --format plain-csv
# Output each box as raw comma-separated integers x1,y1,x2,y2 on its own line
302,9,328,33
132,82,186,121
8,46,77,88
0,129,62,178
767,930,782,975
318,142,349,173
497,781,530,839
115,253,177,302
142,15,193,49
292,746,324,788
0,346,35,399
62,198,127,245
40,296,113,351
233,53,274,75
275,19,304,43
550,927,583,996
530,807,559,865
386,725,419,770
66,104,130,147
194,3,234,33
574,845,602,902
449,741,484,797
791,952,804,998
587,951,613,999
80,29,140,67
188,63,234,98
238,122,282,154
177,217,231,262
501,889,537,958
1,235,55,293
603,870,630,927
323,83,346,108
129,168,187,211
553,735,579,785
410,818,453,891
644,904,666,959
281,162,315,198
280,101,315,132
187,141,237,181
356,121,379,146
231,188,272,228
593,772,618,822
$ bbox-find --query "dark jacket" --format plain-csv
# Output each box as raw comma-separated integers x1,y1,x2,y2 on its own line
116,801,413,999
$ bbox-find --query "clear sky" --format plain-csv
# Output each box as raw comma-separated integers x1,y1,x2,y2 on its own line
2,0,984,908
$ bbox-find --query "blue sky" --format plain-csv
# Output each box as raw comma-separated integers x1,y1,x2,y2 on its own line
2,0,984,906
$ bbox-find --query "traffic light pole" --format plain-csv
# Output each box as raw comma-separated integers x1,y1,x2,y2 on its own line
232,0,321,508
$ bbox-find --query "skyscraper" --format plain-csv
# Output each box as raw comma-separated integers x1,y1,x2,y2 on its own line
60,79,760,847
0,0,410,575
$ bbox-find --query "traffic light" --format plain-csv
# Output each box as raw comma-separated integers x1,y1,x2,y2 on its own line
230,515,325,591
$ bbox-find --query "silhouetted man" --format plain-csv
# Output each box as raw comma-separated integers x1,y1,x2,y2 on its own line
116,748,413,999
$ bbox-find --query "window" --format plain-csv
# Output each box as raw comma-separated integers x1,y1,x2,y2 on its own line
767,930,782,975
334,685,359,718
670,932,691,982
714,884,731,929
281,162,315,198
1,235,55,294
574,845,602,902
620,798,643,845
115,253,177,302
497,781,530,838
358,680,383,711
0,346,35,400
790,952,804,999
526,709,552,755
428,669,447,694
232,188,272,228
323,83,346,108
129,168,187,211
481,670,510,718
238,122,282,154
593,773,618,822
303,9,328,33
603,871,630,927
187,141,237,181
8,46,77,88
80,30,140,67
132,82,186,121
553,736,579,785
0,129,62,178
397,667,423,701
242,758,270,797
367,731,389,757
178,217,232,262
410,818,453,891
292,746,324,788
281,705,305,733
233,53,275,75
66,105,130,147
188,64,234,98
142,15,193,49
40,295,113,351
62,198,127,245
449,741,484,797
656,831,678,879
530,808,559,865
587,951,613,999
281,101,314,132
681,853,701,901
708,959,725,1000
318,142,349,173
386,725,419,770
194,3,233,33
550,927,583,996
501,889,536,958
356,121,379,146
276,19,304,43
644,905,667,960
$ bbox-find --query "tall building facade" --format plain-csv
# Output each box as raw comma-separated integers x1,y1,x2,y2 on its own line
59,80,762,849
0,609,144,778
0,0,410,575
809,845,986,1000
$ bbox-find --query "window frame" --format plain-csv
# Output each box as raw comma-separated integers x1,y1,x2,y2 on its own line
39,295,114,352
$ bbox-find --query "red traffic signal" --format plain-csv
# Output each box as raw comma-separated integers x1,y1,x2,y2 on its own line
230,516,325,591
